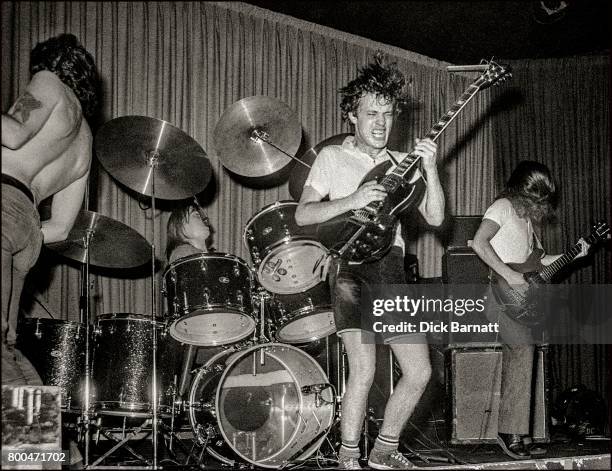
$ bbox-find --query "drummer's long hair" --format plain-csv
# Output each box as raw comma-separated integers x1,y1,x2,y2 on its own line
166,204,214,260
340,51,408,121
30,33,101,121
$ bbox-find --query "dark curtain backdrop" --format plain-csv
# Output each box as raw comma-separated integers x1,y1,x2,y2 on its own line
2,2,609,411
490,55,611,408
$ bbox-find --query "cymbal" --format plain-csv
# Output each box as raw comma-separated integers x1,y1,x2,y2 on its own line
46,211,151,268
213,96,302,178
288,133,352,201
95,116,212,200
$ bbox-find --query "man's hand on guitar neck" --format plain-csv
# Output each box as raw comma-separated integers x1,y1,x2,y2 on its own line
541,237,590,265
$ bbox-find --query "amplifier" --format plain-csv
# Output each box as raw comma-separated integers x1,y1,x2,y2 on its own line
447,215,483,250
446,344,550,444
442,248,489,284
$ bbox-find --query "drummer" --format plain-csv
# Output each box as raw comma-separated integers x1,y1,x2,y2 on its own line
165,203,215,263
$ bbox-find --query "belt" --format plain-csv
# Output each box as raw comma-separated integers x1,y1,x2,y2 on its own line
2,174,35,204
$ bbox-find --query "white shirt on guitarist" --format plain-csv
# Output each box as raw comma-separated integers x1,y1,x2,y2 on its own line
305,135,423,253
483,198,540,264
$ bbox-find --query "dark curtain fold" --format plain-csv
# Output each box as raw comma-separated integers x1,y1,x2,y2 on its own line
490,55,611,407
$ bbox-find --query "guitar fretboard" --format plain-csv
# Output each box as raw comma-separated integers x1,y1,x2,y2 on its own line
539,233,600,281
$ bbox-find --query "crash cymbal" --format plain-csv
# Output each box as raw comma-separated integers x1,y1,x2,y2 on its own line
95,116,211,200
213,96,302,178
288,133,352,201
46,210,151,268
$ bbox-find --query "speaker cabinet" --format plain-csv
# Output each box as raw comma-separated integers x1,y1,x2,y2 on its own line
442,248,489,284
446,344,550,444
447,215,483,250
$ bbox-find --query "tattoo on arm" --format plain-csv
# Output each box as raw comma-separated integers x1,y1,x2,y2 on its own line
9,92,42,123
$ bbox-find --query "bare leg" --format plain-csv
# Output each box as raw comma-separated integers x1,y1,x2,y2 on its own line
379,342,431,439
339,331,376,453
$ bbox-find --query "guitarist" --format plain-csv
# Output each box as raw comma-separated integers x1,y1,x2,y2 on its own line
296,53,445,470
472,160,589,459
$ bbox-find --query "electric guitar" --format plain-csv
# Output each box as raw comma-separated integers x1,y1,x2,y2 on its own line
490,220,610,326
316,60,512,263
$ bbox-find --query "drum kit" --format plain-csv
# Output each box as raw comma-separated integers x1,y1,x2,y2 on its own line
18,96,352,469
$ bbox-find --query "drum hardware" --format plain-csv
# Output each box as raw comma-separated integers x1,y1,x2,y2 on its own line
95,115,212,469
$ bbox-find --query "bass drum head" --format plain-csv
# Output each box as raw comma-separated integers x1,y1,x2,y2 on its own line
215,343,335,468
169,311,256,346
257,241,327,295
188,347,243,467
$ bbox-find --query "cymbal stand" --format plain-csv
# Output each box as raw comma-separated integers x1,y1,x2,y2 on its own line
146,150,160,469
256,288,271,365
81,229,93,467
250,128,311,169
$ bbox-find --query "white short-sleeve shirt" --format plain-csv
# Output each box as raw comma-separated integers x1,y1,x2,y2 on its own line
304,136,415,252
483,198,536,264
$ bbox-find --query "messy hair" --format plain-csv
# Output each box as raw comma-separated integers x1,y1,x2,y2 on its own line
340,51,408,121
30,33,101,120
497,160,557,221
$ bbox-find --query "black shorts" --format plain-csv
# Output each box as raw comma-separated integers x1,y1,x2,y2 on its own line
329,246,424,343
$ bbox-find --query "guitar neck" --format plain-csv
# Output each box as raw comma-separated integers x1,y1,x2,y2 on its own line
539,233,597,281
389,83,483,180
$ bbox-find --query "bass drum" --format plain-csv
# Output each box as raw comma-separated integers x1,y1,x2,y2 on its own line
189,343,335,468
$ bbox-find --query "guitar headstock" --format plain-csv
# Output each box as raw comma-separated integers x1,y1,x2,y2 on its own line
474,60,512,90
588,220,611,243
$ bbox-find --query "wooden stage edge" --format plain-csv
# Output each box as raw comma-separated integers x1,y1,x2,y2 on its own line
421,453,610,470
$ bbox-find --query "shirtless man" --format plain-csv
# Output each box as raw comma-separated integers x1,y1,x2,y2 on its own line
2,33,100,384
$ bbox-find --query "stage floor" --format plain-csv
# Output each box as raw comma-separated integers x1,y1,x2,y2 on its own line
80,436,610,469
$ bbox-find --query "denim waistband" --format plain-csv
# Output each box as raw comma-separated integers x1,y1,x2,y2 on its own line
2,174,34,204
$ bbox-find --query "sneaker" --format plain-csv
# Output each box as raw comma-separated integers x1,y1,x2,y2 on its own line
337,455,363,469
368,449,415,469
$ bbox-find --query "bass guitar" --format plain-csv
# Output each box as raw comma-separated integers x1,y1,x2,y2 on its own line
490,220,610,326
316,60,512,263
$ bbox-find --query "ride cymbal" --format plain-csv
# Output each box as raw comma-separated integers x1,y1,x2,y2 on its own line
46,210,151,268
213,96,302,178
95,116,211,200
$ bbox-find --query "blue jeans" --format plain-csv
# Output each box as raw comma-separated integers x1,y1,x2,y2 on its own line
2,182,43,385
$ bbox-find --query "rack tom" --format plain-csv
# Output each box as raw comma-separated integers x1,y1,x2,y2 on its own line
243,201,327,295
162,253,256,346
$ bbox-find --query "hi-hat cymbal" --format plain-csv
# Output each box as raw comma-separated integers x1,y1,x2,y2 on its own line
95,116,212,200
46,211,151,268
288,133,352,201
213,96,302,178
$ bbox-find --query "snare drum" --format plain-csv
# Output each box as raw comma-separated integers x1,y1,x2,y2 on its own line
270,282,336,344
92,313,183,417
162,253,256,346
243,201,328,295
189,343,335,468
16,318,86,413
